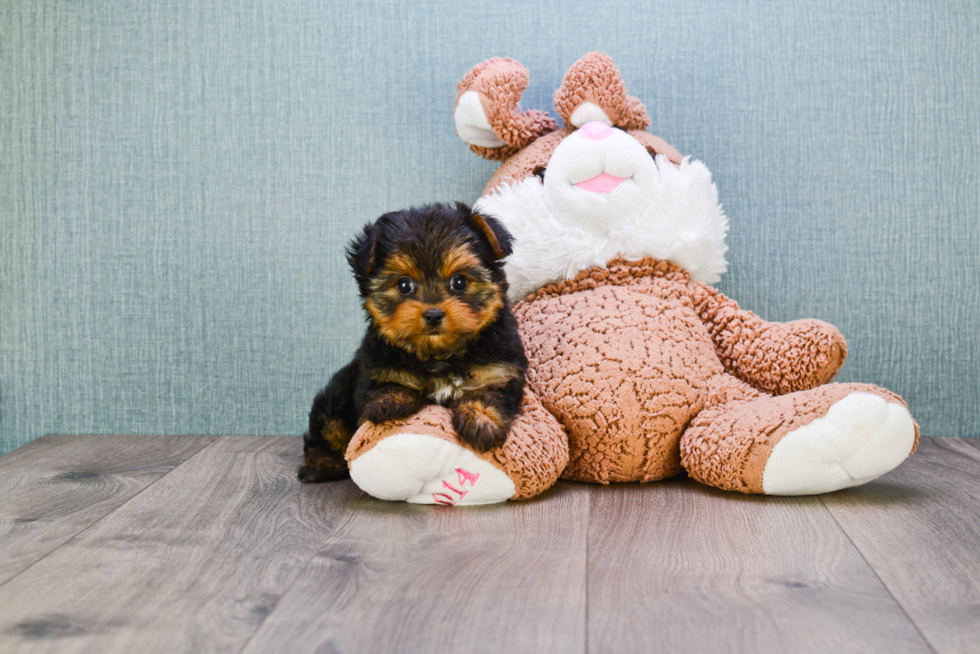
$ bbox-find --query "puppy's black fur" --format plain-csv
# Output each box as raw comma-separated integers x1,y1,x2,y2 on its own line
299,203,527,483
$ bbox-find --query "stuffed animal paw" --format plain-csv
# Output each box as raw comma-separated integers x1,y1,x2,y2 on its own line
346,391,567,505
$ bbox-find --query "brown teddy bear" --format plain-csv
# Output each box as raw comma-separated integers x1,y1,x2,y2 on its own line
344,52,918,505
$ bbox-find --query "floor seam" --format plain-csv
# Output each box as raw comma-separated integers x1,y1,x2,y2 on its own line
0,434,221,592
819,495,938,654
235,487,365,654
937,436,980,462
584,485,591,654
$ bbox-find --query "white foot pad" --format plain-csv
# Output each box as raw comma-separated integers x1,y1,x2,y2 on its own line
762,393,916,495
349,433,515,506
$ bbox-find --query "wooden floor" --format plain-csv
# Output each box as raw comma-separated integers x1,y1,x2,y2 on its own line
0,436,977,653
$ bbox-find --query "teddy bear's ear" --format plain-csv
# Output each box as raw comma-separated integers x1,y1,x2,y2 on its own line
553,52,650,131
454,58,559,162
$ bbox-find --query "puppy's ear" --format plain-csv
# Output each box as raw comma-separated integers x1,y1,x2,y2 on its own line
346,222,380,280
458,202,513,260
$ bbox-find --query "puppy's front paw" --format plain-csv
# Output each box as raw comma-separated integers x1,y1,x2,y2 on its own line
362,387,424,424
453,400,508,452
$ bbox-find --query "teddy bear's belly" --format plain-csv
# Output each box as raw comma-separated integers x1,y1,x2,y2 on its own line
519,285,724,483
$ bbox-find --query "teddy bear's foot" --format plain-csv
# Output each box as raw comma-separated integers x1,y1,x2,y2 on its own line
761,391,916,495
349,430,516,505
681,382,919,495
345,391,569,505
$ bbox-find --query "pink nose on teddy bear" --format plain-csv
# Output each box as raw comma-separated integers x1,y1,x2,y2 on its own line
578,121,613,140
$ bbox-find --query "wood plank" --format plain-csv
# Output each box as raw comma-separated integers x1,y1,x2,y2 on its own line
0,436,359,654
822,437,980,653
0,434,216,586
241,482,588,654
587,478,932,654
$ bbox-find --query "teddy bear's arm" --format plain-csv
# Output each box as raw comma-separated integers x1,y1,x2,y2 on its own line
687,280,848,395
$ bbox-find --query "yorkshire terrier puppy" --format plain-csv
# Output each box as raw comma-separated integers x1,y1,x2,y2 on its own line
298,203,527,483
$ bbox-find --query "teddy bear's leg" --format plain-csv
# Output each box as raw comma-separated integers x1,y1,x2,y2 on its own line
680,377,918,495
345,390,568,506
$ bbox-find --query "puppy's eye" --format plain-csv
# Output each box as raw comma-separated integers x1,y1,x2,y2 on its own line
449,274,468,293
533,167,546,181
395,277,416,296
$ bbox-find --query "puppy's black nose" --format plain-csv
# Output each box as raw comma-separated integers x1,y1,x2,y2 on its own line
422,308,444,327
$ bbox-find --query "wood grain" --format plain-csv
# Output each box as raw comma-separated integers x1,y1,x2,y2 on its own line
587,478,932,654
0,434,216,586
2,435,978,653
0,436,359,654
241,483,588,654
823,438,980,653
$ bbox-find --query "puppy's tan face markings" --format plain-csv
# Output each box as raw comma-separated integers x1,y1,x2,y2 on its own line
438,245,482,281
364,241,504,358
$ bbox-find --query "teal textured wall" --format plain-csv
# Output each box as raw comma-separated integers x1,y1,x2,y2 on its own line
2,0,978,453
